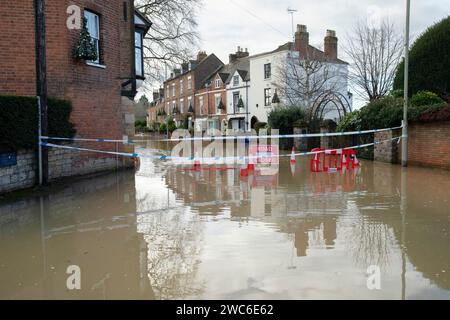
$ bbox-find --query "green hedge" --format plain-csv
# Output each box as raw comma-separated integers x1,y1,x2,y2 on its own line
394,16,450,101
268,106,306,135
337,92,447,132
0,95,75,151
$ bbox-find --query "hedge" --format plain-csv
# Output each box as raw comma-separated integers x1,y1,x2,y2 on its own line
394,16,450,101
0,95,76,151
337,92,447,132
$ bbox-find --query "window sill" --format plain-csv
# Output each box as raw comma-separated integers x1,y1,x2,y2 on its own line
86,62,106,69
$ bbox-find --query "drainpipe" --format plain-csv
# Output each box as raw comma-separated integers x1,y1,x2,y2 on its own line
35,0,48,185
130,1,137,98
245,81,249,132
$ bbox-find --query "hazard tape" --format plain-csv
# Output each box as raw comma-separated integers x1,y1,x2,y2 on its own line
41,136,400,162
41,125,403,143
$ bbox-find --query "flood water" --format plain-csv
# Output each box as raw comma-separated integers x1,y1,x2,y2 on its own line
1,140,449,300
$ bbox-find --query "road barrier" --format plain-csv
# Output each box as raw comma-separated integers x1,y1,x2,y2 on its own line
40,136,401,163
41,125,403,143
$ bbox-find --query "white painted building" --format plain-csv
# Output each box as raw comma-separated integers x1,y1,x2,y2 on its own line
248,43,290,126
248,25,353,130
225,59,250,132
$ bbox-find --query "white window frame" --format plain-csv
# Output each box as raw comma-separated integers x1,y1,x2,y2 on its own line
180,79,184,95
215,94,221,114
233,75,239,87
264,63,271,79
188,76,192,90
264,88,272,106
166,86,169,98
215,79,221,88
172,83,175,97
180,98,184,114
199,96,204,115
134,31,144,77
188,97,192,110
84,10,100,65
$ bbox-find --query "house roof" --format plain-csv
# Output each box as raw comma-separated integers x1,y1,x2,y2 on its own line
249,41,348,65
165,54,224,88
201,56,250,88
134,9,152,34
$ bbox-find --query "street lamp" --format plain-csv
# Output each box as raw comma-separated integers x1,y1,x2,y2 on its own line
402,0,411,167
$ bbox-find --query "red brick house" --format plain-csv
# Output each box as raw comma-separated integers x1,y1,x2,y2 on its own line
194,47,250,132
0,1,151,179
147,88,164,130
163,52,224,130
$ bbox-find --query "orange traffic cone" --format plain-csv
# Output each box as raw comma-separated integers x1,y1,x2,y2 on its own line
290,146,296,164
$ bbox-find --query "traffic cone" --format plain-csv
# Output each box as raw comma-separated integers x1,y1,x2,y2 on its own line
193,159,201,170
240,162,249,177
290,146,296,164
352,155,360,168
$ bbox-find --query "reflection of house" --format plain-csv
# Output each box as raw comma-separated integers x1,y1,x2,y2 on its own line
0,171,154,299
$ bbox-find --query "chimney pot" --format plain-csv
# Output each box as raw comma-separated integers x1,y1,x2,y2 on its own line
326,29,336,37
324,29,338,60
294,24,309,57
297,24,307,32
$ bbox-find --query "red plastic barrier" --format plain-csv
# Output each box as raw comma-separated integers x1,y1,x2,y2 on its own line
310,148,360,173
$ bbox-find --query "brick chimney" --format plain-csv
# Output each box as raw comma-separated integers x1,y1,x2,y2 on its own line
294,24,309,57
229,46,249,63
324,30,338,60
197,51,207,62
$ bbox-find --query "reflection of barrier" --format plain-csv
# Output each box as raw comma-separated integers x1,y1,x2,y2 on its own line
310,148,360,173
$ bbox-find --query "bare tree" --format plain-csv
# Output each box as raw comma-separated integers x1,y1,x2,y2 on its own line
136,0,202,83
345,20,403,102
274,48,347,119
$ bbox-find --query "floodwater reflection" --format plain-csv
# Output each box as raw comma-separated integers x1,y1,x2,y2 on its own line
0,141,449,299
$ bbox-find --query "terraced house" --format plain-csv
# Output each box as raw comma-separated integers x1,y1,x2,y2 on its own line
195,47,250,132
163,52,223,130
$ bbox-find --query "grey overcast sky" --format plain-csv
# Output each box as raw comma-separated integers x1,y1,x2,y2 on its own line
197,0,450,63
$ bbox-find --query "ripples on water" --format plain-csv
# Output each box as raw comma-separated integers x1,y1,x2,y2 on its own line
0,142,449,299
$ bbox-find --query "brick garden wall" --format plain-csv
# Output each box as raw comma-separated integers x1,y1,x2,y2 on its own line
0,148,123,194
408,121,450,169
374,122,450,170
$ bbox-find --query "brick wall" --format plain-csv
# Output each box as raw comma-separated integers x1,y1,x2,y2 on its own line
0,151,36,193
0,0,136,190
374,129,401,163
374,122,450,170
0,147,125,194
408,121,450,169
165,72,196,117
0,1,37,95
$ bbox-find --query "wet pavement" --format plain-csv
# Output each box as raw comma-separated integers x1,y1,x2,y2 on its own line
0,141,449,299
